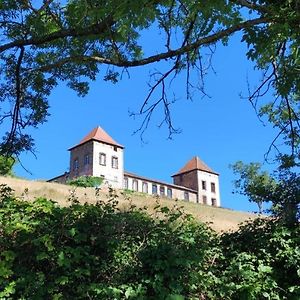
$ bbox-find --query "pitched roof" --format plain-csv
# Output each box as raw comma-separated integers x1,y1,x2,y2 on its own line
172,156,218,176
68,126,124,150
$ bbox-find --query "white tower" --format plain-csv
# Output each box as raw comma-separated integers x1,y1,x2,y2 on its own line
68,126,124,188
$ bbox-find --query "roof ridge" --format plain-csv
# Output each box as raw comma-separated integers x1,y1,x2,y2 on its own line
69,126,124,150
172,156,218,176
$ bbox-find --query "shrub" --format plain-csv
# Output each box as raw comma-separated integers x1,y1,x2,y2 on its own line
0,185,299,299
67,176,104,188
0,187,218,299
217,219,300,299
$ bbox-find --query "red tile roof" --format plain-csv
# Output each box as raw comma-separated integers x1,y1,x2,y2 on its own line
172,156,218,176
68,126,124,150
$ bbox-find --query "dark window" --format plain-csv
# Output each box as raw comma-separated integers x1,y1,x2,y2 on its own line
184,191,189,201
99,153,106,166
152,184,158,195
142,182,148,193
112,156,118,169
211,182,216,193
211,198,217,206
132,179,138,191
84,154,90,165
113,146,118,152
167,188,172,198
73,159,79,171
202,180,206,190
202,195,207,205
160,186,165,196
124,177,128,189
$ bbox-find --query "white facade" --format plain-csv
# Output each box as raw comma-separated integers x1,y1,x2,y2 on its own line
92,141,124,189
197,171,221,207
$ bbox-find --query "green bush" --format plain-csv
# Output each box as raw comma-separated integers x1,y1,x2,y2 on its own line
67,176,104,188
0,188,217,299
0,186,299,299
218,219,300,299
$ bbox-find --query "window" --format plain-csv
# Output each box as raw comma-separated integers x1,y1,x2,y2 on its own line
84,154,90,165
142,182,148,193
211,182,216,193
184,191,189,201
211,198,217,206
160,186,165,197
202,180,206,190
132,179,138,191
112,156,118,169
113,146,118,152
99,153,106,166
179,174,183,182
152,184,158,195
73,159,79,171
167,188,172,198
202,195,207,205
124,177,128,189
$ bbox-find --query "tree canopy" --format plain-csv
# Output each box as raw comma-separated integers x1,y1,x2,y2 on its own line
0,0,299,160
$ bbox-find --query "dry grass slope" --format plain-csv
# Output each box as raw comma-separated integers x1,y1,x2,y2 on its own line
0,176,257,232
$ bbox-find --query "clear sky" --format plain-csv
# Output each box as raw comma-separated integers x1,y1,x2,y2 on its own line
15,32,278,213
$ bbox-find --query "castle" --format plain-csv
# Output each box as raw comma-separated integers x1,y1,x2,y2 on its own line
50,126,221,206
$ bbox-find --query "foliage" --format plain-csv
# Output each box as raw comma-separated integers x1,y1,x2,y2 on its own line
0,185,299,299
0,155,14,176
67,175,104,188
0,0,299,157
0,186,218,299
219,218,300,300
231,160,300,227
231,161,276,214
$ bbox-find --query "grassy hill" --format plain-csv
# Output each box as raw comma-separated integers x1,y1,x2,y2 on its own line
0,176,257,232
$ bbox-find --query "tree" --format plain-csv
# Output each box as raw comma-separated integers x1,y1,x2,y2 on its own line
0,0,299,160
231,161,276,214
231,159,300,227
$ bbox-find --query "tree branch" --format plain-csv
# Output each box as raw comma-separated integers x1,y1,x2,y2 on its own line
30,16,270,73
0,16,115,53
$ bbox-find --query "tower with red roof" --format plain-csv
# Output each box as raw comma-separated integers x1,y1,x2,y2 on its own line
68,126,124,188
172,156,220,206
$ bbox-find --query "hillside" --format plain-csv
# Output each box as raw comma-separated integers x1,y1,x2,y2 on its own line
0,176,257,232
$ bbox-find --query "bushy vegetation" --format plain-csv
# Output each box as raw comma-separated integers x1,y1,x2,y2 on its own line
0,185,299,299
0,156,14,176
67,176,104,188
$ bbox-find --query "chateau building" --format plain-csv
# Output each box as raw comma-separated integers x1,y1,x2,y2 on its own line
50,126,221,206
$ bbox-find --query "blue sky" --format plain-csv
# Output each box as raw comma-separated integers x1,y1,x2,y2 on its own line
15,33,278,213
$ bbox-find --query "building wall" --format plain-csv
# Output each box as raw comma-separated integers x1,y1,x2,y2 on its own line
124,175,198,203
197,171,220,206
92,141,124,189
173,170,198,191
69,142,94,179
48,172,70,184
